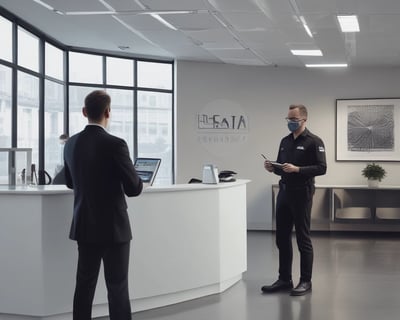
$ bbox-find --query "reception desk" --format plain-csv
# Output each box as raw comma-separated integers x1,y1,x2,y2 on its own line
0,180,249,320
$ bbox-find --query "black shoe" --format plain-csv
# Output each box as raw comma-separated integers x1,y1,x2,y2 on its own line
261,279,293,293
290,281,312,296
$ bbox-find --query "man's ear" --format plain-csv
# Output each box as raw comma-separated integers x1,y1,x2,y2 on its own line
82,107,88,118
104,107,110,119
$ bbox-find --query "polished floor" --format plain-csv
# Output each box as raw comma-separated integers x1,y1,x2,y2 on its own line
102,231,400,320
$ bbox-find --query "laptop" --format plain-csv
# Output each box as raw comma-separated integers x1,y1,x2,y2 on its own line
134,158,161,186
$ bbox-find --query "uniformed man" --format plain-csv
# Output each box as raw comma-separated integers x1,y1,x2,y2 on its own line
261,104,327,296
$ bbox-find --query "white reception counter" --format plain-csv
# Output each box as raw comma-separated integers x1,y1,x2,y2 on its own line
0,180,249,320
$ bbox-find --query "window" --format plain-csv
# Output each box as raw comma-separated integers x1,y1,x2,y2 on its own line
45,80,64,177
0,16,12,62
1,11,174,185
137,91,173,185
17,71,39,168
68,86,101,135
106,57,134,86
0,65,12,147
69,52,102,84
45,43,64,81
18,27,39,72
137,61,172,90
106,88,134,158
0,65,12,184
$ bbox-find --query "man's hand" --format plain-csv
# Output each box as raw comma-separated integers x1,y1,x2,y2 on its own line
264,160,274,172
281,163,299,173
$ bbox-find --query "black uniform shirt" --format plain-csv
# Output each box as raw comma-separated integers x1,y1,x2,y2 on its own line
274,128,327,185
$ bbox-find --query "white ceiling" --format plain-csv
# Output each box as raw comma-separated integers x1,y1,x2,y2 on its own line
2,0,400,67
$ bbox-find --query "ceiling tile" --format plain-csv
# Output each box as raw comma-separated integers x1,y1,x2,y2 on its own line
222,12,275,31
102,0,144,11
185,29,237,45
205,0,260,12
116,15,166,31
139,0,208,11
163,12,221,30
49,0,107,12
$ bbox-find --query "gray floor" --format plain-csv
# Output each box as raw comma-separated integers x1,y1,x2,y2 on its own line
103,231,400,320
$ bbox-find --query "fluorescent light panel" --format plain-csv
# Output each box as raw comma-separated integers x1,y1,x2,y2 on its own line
33,0,54,11
98,0,116,12
337,15,360,32
299,16,313,38
151,14,178,30
291,50,322,56
305,63,348,68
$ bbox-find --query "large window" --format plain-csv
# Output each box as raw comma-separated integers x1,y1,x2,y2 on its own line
45,80,64,177
0,64,12,184
106,57,134,87
0,10,174,185
69,52,174,185
107,89,134,157
45,43,64,81
0,65,12,147
138,91,173,185
0,16,12,62
68,86,101,136
69,52,102,84
18,27,39,72
17,71,39,168
138,61,173,89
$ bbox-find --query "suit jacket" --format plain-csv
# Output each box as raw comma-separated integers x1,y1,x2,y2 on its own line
52,166,66,185
64,125,143,243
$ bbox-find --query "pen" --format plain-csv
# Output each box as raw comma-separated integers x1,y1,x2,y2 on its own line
261,154,267,160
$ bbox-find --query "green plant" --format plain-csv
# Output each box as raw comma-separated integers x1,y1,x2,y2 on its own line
361,163,386,181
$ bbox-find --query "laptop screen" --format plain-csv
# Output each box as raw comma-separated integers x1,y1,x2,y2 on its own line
134,158,161,186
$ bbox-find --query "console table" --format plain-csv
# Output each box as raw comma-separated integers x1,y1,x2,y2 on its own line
272,185,400,232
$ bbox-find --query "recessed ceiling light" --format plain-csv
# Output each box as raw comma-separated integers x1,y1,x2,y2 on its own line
305,63,348,68
337,15,360,32
291,50,323,56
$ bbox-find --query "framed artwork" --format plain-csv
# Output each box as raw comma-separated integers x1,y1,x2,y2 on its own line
336,98,400,161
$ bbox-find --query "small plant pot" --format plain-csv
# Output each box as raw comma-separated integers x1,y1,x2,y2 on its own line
368,179,379,188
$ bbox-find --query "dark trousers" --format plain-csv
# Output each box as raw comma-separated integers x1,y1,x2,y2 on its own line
73,241,132,320
275,183,315,282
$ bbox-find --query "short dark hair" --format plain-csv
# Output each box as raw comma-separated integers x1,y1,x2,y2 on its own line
289,104,308,118
84,90,111,121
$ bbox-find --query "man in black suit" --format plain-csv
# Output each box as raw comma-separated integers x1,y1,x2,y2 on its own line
64,90,143,320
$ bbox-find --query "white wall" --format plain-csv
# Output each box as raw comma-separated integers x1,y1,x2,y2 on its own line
175,60,400,229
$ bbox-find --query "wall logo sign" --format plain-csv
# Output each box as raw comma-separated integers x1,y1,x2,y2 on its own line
198,114,247,130
196,99,249,155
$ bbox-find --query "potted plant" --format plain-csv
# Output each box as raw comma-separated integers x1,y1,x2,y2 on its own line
361,163,386,187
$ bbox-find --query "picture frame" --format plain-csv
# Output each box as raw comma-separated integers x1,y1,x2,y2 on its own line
336,98,400,161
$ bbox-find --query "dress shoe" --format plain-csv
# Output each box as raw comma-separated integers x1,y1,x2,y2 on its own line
290,281,312,296
261,279,293,293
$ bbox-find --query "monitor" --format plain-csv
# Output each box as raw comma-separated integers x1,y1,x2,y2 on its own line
134,158,161,186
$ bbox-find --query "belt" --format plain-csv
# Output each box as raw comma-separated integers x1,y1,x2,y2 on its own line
279,181,313,191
